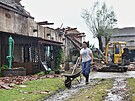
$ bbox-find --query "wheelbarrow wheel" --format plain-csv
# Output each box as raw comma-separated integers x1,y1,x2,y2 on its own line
64,77,71,88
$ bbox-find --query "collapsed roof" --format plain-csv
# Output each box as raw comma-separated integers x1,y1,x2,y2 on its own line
0,0,33,18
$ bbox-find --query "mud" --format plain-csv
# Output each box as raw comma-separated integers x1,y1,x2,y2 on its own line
44,79,98,101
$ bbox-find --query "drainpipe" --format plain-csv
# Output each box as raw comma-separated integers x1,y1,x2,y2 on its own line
6,36,14,69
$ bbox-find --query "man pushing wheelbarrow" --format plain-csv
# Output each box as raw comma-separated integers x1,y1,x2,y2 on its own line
63,41,94,88
80,41,94,84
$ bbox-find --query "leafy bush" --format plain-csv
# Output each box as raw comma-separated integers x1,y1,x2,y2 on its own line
0,65,8,77
36,71,46,76
54,46,64,70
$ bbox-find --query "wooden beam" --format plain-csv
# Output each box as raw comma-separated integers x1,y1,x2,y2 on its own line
65,28,77,31
65,32,85,36
37,21,54,25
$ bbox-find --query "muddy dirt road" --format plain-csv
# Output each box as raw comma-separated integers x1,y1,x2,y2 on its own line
45,79,99,101
45,71,135,101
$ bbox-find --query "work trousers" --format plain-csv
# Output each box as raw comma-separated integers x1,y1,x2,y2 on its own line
82,60,91,82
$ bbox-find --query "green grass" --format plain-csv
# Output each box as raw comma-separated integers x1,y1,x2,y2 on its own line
128,78,135,100
67,79,113,101
0,78,65,101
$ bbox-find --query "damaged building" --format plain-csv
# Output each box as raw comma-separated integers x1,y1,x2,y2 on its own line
0,0,64,74
0,0,86,74
64,27,85,63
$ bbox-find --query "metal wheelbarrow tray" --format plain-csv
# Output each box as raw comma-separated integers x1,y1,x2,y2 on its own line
63,68,82,88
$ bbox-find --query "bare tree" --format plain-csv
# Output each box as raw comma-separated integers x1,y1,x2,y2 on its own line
82,1,117,51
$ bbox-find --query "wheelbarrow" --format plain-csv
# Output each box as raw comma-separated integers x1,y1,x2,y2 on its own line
63,57,92,88
63,57,81,88
63,68,82,88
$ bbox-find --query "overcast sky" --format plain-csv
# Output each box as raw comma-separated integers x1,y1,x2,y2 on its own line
21,0,135,48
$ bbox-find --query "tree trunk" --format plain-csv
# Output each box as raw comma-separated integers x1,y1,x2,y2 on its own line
97,35,104,52
105,37,110,46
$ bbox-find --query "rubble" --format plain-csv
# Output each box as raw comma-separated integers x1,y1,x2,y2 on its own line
1,84,12,90
0,74,61,90
91,60,104,71
92,59,135,72
128,63,135,71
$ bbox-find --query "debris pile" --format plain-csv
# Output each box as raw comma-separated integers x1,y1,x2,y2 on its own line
0,74,61,90
128,63,135,71
91,60,104,71
92,59,135,72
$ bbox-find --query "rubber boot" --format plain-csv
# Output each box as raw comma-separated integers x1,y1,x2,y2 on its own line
85,75,89,85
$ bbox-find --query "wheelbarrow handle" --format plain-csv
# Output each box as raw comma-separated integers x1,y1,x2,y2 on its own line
71,57,81,74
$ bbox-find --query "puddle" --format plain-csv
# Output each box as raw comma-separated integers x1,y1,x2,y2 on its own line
91,71,135,79
104,77,129,101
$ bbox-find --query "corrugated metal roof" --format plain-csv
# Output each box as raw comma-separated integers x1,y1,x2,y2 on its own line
112,33,135,37
114,27,135,30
